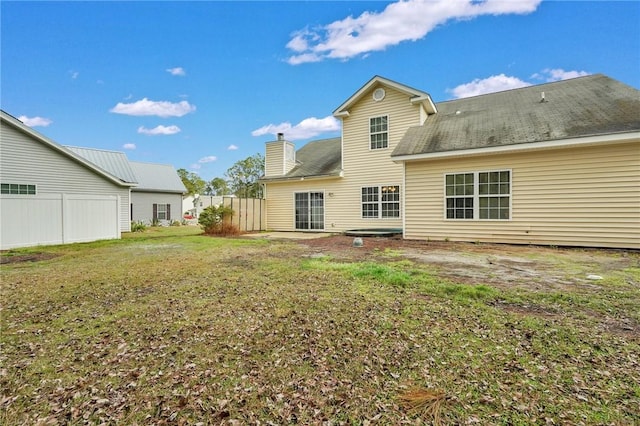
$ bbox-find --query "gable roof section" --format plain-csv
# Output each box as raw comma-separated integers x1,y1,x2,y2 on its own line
129,161,186,193
0,110,134,187
392,74,640,160
261,137,342,182
333,75,437,117
66,146,138,184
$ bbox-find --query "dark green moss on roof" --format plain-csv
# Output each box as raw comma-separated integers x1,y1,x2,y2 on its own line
392,74,640,157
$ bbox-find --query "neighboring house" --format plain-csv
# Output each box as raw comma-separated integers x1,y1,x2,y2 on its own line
0,111,135,249
182,194,224,219
260,74,640,249
66,149,186,225
129,161,186,224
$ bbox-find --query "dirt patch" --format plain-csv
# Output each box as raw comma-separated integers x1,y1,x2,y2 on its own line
297,235,639,291
0,252,59,264
297,235,640,338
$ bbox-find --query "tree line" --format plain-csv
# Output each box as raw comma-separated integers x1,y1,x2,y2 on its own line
177,153,264,198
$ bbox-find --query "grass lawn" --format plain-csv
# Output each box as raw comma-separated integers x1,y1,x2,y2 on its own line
1,227,639,425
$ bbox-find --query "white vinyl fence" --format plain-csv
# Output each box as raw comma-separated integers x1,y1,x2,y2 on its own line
1,194,121,249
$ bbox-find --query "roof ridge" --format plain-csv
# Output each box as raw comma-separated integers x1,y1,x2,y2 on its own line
437,73,604,104
65,145,127,155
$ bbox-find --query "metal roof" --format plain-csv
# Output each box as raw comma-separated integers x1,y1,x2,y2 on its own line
0,110,132,187
392,74,640,158
129,161,186,193
65,146,138,184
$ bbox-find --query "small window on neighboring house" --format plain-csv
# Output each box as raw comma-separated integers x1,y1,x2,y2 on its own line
153,203,171,221
445,170,511,220
362,185,400,219
370,115,388,150
1,183,36,195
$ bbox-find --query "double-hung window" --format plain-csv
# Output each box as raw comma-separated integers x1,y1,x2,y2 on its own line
153,203,171,221
445,170,511,220
370,115,388,150
362,185,400,219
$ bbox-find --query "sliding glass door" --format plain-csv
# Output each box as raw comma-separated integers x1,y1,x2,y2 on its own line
294,192,324,231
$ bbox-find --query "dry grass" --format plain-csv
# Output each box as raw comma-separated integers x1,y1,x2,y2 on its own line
398,387,447,424
1,227,639,424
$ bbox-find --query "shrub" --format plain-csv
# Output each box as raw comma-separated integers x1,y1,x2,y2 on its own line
198,205,238,235
131,221,147,233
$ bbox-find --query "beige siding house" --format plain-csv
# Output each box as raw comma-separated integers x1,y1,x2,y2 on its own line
260,74,640,248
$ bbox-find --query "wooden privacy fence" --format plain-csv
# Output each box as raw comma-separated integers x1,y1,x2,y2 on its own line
222,197,265,232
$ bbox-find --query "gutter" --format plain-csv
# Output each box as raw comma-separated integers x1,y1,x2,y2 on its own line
392,131,640,163
259,171,343,184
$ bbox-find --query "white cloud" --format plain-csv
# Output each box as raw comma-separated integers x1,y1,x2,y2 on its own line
532,68,590,82
227,144,239,151
167,67,186,76
286,0,542,64
449,68,592,99
110,98,196,117
69,70,79,79
198,156,217,163
190,163,202,170
122,143,136,150
448,74,531,98
137,125,181,135
252,115,341,140
18,115,52,127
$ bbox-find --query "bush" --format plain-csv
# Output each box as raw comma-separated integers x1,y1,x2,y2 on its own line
198,205,238,235
131,221,147,233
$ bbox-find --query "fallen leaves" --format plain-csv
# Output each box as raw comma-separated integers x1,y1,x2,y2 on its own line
1,229,639,424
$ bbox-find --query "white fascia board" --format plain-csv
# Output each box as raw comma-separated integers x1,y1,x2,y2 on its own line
411,95,437,114
392,132,640,163
260,173,343,184
333,75,431,117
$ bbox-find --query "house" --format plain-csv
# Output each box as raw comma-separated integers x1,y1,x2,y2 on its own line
128,161,186,224
182,194,224,219
0,111,135,249
66,147,186,225
260,74,640,249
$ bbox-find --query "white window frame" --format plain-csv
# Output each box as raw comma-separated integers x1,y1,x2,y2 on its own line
361,185,400,219
444,169,512,220
369,115,389,150
0,183,37,195
157,203,168,220
293,191,325,231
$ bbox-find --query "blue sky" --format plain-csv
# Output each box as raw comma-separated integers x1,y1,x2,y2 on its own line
2,1,639,181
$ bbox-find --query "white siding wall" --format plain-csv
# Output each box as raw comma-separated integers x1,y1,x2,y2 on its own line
0,123,131,247
264,84,423,232
1,124,131,232
403,141,640,249
131,191,183,224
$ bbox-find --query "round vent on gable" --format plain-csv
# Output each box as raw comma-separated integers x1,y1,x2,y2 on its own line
372,88,386,101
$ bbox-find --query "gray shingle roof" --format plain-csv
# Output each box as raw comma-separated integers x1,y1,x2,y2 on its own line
65,146,138,183
392,74,640,158
262,137,342,181
129,161,186,193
